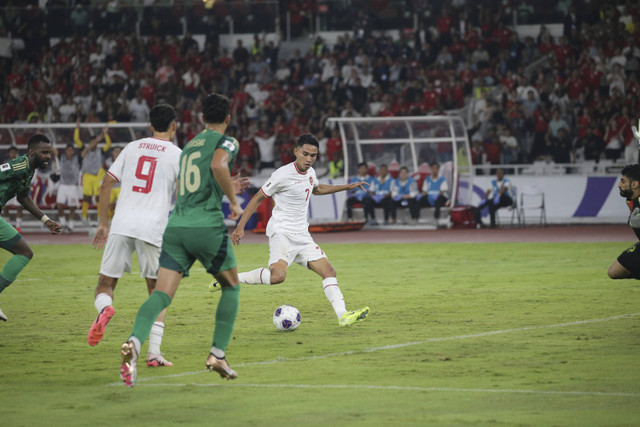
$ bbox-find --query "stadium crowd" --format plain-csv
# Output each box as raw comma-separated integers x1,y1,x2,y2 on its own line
0,0,639,179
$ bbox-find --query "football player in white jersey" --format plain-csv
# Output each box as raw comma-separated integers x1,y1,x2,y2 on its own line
88,104,182,367
230,133,371,326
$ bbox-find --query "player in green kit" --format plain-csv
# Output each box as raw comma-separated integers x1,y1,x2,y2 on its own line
0,134,62,321
119,93,246,387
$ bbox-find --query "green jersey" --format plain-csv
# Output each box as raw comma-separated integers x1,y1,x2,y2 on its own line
0,155,34,208
168,129,239,228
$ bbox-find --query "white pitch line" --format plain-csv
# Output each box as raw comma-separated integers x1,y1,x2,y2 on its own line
125,383,640,397
107,312,640,386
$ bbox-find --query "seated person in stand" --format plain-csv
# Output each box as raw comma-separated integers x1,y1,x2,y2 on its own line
418,162,450,221
373,163,394,224
390,166,420,225
474,168,513,228
346,162,378,224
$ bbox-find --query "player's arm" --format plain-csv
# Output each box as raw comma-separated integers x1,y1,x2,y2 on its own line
81,132,103,158
231,190,267,245
15,191,61,235
101,127,111,153
313,181,368,195
92,173,116,249
74,120,83,149
211,148,243,220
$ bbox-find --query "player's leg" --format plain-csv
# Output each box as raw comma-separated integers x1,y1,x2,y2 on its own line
137,241,173,366
120,267,180,387
198,227,240,379
89,235,133,345
307,257,346,315
56,203,66,229
346,196,356,220
56,185,68,230
381,196,393,224
143,277,172,367
363,195,377,224
88,274,118,345
304,242,369,326
608,260,634,279
408,197,420,222
120,228,192,386
609,244,640,279
235,234,290,285
308,257,370,326
81,174,93,224
206,268,240,379
434,195,448,219
0,221,33,321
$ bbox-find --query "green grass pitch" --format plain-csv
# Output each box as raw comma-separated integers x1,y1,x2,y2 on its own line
1,241,639,426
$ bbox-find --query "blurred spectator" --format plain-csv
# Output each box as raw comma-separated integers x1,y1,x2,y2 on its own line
254,120,277,171
473,168,513,228
418,162,450,222
390,166,419,225
373,164,395,225
346,162,377,224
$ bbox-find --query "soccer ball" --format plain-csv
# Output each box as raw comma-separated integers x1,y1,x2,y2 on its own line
273,305,301,331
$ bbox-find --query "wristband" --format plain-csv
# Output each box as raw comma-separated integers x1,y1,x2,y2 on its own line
41,215,50,224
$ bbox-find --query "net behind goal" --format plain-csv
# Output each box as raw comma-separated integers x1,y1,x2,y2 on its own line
326,116,474,219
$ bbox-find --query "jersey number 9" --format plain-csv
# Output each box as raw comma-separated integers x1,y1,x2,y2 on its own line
133,156,158,194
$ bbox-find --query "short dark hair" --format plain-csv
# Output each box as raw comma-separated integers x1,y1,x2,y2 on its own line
400,166,409,172
297,133,319,148
8,146,18,152
202,93,230,124
65,143,75,149
622,164,640,183
358,162,367,168
27,134,50,149
149,104,176,132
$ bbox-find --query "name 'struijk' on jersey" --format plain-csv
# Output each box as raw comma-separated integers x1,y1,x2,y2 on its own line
138,142,167,152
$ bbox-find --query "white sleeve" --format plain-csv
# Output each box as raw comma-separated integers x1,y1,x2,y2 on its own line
107,145,128,183
261,169,283,197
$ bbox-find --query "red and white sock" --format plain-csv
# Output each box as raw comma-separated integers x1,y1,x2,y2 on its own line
238,268,270,284
323,277,346,319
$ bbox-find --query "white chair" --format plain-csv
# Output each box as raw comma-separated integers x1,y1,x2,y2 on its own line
519,185,546,226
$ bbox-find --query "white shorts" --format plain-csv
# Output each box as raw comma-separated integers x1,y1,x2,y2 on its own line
56,184,80,207
100,234,161,279
268,231,327,268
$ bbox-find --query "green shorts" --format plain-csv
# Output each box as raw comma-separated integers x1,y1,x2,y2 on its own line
159,226,236,277
0,216,21,250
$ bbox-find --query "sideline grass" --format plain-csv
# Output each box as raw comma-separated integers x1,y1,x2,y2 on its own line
1,241,639,426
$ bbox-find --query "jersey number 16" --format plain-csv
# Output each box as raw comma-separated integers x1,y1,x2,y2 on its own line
179,152,202,195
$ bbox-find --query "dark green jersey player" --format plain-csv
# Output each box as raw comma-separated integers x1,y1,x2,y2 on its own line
169,129,240,228
119,93,247,387
0,134,62,322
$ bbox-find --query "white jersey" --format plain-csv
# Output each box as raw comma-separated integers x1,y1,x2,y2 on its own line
107,136,182,246
261,162,318,236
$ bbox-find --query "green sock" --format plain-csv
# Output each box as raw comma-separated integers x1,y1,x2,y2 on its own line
0,254,30,294
130,291,172,345
212,285,240,352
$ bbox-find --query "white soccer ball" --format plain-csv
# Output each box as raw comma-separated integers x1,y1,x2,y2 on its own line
273,305,301,331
